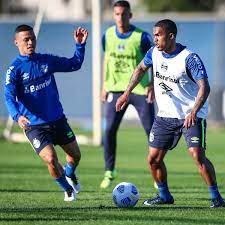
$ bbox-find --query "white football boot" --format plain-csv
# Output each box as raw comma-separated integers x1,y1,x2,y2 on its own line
64,188,76,202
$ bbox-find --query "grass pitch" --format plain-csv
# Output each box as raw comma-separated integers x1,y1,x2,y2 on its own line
0,126,224,225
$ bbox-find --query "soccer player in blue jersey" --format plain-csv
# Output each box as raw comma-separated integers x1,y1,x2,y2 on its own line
4,24,88,201
100,0,155,189
116,19,225,208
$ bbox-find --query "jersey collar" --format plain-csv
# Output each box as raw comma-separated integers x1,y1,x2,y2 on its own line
17,53,36,61
115,25,135,39
162,43,186,59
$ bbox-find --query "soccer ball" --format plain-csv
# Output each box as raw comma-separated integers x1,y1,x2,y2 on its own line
112,182,139,208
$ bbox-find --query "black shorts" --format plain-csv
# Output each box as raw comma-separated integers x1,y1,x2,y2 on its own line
149,116,206,150
24,117,76,154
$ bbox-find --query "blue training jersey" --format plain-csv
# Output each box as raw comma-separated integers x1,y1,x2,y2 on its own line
4,43,86,125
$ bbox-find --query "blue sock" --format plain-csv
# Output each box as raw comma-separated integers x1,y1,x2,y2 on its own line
209,184,223,200
55,175,72,191
65,163,76,178
157,182,173,201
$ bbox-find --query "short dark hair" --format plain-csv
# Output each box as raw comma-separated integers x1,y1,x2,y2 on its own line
154,19,177,37
15,24,33,34
113,0,130,10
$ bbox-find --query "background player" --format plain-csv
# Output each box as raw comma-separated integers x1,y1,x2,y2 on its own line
100,0,155,189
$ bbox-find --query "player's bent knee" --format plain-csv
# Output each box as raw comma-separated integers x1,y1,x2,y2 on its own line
147,155,161,169
73,150,81,161
62,141,81,159
66,148,81,163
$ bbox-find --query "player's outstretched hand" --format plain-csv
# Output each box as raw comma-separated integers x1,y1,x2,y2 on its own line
18,115,31,130
116,93,129,112
74,27,88,44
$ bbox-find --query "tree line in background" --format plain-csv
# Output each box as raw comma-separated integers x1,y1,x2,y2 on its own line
0,0,223,15
142,0,217,12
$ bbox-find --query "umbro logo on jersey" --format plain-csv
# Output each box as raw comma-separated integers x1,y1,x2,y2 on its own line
22,73,29,80
161,62,168,72
159,82,173,93
118,44,125,51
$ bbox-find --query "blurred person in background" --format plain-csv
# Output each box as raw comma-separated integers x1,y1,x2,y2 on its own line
116,19,225,208
100,0,155,189
4,24,88,202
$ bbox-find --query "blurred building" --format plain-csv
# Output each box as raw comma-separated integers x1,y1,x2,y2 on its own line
0,0,146,20
1,0,88,20
1,0,225,125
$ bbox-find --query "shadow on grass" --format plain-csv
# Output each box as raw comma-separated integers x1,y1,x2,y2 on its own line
0,189,114,193
0,206,224,224
0,218,223,224
0,205,212,214
0,189,61,193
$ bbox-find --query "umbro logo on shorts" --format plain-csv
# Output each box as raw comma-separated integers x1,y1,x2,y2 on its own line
191,136,199,143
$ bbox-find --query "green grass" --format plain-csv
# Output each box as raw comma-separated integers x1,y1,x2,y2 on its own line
0,127,225,225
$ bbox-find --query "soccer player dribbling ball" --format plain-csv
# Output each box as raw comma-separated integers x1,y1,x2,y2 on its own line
4,24,88,201
116,19,225,208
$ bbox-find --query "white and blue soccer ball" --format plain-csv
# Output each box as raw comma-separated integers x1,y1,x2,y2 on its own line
112,182,139,208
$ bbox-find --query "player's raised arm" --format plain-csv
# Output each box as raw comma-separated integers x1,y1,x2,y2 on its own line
115,60,149,111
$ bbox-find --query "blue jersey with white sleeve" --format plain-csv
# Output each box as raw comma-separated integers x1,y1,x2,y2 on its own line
5,43,86,125
143,43,208,81
143,43,208,119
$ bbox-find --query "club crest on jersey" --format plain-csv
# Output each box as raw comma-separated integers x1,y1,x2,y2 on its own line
41,64,48,74
33,138,41,149
161,62,168,72
117,44,125,51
